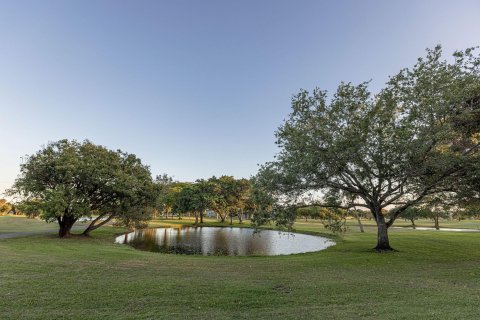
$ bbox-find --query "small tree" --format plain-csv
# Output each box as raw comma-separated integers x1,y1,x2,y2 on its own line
422,197,452,230
174,180,217,225
15,199,43,218
153,174,176,219
399,206,428,229
297,206,313,221
208,176,235,223
235,178,252,223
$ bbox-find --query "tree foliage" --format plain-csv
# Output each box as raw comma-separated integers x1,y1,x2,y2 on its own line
207,176,251,224
9,140,156,237
174,180,218,224
153,174,188,219
0,199,13,215
257,46,480,250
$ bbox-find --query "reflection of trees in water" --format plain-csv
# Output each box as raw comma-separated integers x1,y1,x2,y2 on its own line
128,227,193,254
240,229,268,255
129,229,159,252
157,226,204,254
157,228,170,253
115,231,136,244
127,227,272,255
207,228,269,255
122,227,333,255
210,228,230,255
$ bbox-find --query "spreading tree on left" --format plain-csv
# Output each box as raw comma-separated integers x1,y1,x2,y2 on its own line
8,139,156,237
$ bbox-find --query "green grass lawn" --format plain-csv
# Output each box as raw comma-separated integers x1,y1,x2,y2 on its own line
0,215,60,233
1,216,479,319
341,218,480,230
0,215,92,236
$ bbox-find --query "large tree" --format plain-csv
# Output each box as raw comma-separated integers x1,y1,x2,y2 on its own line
257,46,480,251
9,140,156,237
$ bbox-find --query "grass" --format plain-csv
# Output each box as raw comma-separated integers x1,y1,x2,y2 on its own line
0,215,60,233
0,215,92,235
1,216,480,319
342,218,480,230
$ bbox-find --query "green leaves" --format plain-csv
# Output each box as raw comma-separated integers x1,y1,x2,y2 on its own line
10,139,156,235
174,180,218,215
258,46,480,242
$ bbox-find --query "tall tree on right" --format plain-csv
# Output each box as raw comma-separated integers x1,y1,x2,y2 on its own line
257,46,480,251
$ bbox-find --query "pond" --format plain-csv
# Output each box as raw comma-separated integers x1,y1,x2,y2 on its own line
115,226,335,256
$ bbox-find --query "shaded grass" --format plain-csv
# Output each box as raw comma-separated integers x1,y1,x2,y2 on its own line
0,217,479,319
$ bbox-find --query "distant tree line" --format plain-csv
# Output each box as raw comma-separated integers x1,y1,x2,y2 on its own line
153,175,274,225
399,195,480,230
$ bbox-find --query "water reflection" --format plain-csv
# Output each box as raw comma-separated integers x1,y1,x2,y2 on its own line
115,226,334,256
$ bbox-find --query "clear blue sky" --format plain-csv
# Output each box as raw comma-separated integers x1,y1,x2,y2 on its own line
1,0,480,193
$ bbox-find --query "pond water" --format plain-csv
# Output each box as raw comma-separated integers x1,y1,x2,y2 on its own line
115,226,334,256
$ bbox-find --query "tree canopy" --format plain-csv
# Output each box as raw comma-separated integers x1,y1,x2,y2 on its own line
257,46,480,250
174,180,218,224
9,139,156,237
207,176,251,223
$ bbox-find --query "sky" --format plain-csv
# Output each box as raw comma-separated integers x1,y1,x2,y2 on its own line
1,0,480,194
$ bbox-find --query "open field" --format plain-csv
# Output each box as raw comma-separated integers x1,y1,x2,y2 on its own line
0,216,91,238
341,218,480,230
1,216,479,319
0,215,61,233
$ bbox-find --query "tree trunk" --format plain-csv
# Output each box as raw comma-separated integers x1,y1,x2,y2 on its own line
374,214,393,251
194,212,199,225
354,210,364,233
230,212,233,225
58,216,76,238
200,210,204,224
410,218,416,229
237,210,243,224
218,211,227,222
434,216,440,230
82,214,114,236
